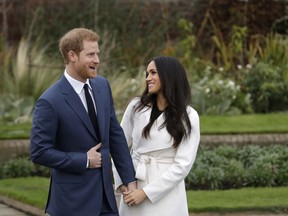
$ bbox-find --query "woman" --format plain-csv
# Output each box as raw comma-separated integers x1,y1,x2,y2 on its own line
113,56,200,216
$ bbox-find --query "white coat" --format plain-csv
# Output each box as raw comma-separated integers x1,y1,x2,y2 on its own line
113,98,200,216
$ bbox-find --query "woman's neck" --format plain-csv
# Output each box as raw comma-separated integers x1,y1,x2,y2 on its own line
156,94,167,111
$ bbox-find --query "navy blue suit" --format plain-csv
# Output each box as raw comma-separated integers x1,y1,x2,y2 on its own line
30,75,136,216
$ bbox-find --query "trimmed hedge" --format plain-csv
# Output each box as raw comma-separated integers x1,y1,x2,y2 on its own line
186,144,288,190
1,144,288,191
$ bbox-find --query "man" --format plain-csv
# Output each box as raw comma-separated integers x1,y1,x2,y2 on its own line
30,28,136,216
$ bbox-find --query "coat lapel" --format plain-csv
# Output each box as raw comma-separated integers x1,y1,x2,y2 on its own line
59,76,96,139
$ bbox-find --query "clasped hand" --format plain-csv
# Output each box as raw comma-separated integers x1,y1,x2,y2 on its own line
87,143,102,169
119,182,147,206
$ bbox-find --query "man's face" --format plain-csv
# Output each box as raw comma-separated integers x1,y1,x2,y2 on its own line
70,40,100,82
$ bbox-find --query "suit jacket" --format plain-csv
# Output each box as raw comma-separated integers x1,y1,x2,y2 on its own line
30,75,136,216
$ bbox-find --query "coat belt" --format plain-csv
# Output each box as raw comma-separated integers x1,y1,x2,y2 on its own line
132,152,174,182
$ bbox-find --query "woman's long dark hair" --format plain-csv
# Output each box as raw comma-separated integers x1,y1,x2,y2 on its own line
134,56,192,148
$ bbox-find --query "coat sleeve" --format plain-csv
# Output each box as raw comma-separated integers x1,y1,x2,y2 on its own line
143,107,200,203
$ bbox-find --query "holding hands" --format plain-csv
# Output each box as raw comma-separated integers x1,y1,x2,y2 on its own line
120,182,147,207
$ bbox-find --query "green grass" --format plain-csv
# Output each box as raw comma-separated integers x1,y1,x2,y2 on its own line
187,187,288,213
0,122,31,139
0,177,48,209
200,113,288,134
0,177,287,214
1,113,288,139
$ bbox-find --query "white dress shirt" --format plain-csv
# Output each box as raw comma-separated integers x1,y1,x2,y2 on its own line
64,70,97,113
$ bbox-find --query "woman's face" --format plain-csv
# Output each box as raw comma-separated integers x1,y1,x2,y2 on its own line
146,61,161,94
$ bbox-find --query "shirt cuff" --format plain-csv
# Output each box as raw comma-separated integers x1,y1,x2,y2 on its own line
86,155,90,168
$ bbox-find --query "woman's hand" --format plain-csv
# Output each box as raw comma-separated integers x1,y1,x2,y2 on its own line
123,189,147,206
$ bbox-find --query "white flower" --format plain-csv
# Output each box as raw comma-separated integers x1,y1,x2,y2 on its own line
217,80,224,85
237,65,242,70
227,80,235,88
218,67,224,72
246,64,252,69
206,66,212,71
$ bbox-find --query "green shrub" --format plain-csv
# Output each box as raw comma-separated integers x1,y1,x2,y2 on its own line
237,145,264,168
214,145,238,159
244,62,288,113
187,144,288,190
0,157,50,179
1,157,35,178
192,69,252,115
187,164,225,190
222,159,245,188
269,145,288,186
243,156,275,187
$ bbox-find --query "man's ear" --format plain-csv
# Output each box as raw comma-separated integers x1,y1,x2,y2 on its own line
68,50,77,63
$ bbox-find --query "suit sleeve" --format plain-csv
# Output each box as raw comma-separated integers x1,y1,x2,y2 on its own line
106,82,136,186
30,98,87,174
112,98,136,190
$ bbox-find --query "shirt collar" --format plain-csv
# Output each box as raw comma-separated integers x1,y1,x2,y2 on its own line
64,70,92,94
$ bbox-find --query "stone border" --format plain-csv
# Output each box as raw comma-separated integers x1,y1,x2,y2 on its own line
1,135,288,162
200,133,288,147
0,195,44,216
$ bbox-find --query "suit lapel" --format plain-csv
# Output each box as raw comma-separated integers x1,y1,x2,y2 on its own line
59,75,97,139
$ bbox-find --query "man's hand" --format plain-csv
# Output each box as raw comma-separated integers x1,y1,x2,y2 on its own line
127,181,137,191
87,143,102,169
119,184,128,193
119,181,137,194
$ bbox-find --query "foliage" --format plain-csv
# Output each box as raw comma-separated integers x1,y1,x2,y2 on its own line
186,144,288,190
1,157,34,178
212,23,248,76
0,156,50,180
1,1,288,120
244,62,288,113
0,38,62,123
107,67,145,115
192,66,252,115
2,144,288,191
0,36,62,99
0,94,33,123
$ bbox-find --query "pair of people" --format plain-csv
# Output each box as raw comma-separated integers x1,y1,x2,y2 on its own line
30,27,200,216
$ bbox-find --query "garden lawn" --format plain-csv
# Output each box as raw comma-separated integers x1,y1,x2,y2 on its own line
0,122,31,139
0,177,48,209
1,113,288,139
0,177,287,214
200,113,288,134
187,187,288,213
